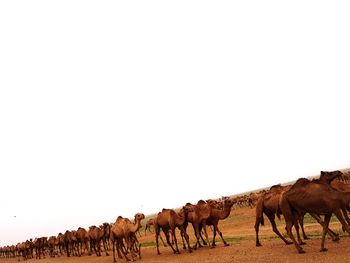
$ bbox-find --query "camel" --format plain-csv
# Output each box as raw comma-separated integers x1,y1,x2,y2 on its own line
255,171,343,247
63,230,78,257
279,174,350,253
254,184,294,247
199,198,235,247
144,218,169,246
184,200,212,249
110,213,145,262
75,227,90,256
154,207,192,255
100,223,111,252
17,240,32,261
145,218,155,234
88,225,109,257
56,233,65,256
47,236,59,258
33,237,47,259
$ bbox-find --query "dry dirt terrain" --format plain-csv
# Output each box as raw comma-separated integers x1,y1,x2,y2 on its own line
2,206,350,262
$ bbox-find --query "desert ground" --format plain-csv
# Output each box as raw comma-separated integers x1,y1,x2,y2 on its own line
2,206,350,262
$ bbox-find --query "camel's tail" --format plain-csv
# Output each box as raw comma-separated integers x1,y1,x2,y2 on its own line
255,197,264,226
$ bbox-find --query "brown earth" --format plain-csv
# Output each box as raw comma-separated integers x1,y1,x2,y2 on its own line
2,207,350,262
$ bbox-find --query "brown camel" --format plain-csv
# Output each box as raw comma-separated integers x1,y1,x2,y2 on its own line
184,200,212,249
255,171,343,247
199,198,235,247
100,223,111,252
47,236,59,258
110,213,145,262
145,218,155,234
17,240,32,261
154,207,192,255
254,184,294,247
56,233,65,256
279,174,350,253
75,227,90,256
88,225,109,257
33,237,48,259
144,218,169,247
63,230,78,257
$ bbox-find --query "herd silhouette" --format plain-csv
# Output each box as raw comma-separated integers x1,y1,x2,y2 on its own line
1,169,350,261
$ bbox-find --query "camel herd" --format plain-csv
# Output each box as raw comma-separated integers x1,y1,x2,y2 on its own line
1,169,350,261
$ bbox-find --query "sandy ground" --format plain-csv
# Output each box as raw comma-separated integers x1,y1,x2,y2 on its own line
1,207,350,262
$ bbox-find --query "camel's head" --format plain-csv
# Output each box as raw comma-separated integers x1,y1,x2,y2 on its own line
320,170,343,184
182,205,194,213
197,200,206,205
134,213,145,221
223,198,235,208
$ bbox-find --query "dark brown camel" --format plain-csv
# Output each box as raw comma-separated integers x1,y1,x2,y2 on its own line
279,174,350,253
255,181,340,247
154,207,192,255
254,184,294,247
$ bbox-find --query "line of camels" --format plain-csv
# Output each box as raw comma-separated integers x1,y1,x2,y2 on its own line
1,169,350,261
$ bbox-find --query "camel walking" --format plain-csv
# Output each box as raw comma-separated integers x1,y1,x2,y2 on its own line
199,198,235,247
75,227,90,256
110,213,145,262
88,225,109,257
154,207,192,255
279,173,350,253
184,200,212,249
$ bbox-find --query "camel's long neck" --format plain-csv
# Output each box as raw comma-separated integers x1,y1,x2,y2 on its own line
130,219,142,233
215,204,233,220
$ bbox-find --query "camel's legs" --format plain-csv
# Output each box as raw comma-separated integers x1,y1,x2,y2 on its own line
320,214,332,252
102,238,109,256
285,218,304,254
298,213,309,240
155,227,161,255
293,218,306,245
180,230,187,250
192,223,204,249
159,233,167,247
309,214,340,241
266,212,293,245
117,239,130,261
112,240,117,263
201,223,211,247
164,229,177,254
254,215,263,246
180,228,192,253
213,224,229,247
171,229,180,253
334,210,350,234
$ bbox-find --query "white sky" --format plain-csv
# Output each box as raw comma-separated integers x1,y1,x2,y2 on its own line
1,0,350,246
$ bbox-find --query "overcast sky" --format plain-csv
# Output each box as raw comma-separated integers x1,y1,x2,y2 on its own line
0,0,349,246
